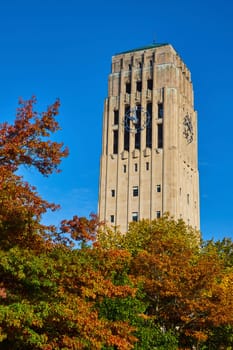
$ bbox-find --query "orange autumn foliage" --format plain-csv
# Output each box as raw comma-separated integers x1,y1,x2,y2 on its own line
0,96,68,175
127,219,233,344
0,97,68,250
0,99,138,349
1,97,232,349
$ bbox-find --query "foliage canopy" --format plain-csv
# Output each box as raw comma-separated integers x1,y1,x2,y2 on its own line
0,98,232,349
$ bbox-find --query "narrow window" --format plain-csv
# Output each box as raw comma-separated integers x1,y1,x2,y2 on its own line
157,184,161,193
132,212,138,222
147,79,153,90
133,186,139,197
113,130,118,154
158,103,163,119
179,187,182,196
157,124,163,148
134,163,138,172
124,124,129,150
146,162,149,170
187,194,190,205
114,110,119,125
156,211,161,219
110,215,115,223
136,81,142,92
111,189,115,197
135,130,141,149
146,103,152,148
135,106,141,149
124,106,130,151
123,164,127,173
126,82,131,93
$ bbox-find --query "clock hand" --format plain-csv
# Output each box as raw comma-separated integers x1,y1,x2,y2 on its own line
128,115,138,124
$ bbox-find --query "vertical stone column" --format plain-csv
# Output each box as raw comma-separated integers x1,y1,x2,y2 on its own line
163,87,179,218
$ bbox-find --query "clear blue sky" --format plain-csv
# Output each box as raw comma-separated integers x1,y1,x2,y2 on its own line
0,0,232,241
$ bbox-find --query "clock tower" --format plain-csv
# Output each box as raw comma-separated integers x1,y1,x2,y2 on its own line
98,43,200,232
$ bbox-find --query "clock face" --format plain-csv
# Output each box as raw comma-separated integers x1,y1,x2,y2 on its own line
124,106,150,133
183,114,194,143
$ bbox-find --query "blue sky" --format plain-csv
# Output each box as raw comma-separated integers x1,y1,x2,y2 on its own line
0,0,232,241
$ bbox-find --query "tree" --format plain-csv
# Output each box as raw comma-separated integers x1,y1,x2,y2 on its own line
206,237,233,269
60,213,102,246
126,218,233,348
0,245,138,349
0,98,140,349
200,238,233,349
0,97,68,250
88,241,178,350
1,98,232,349
98,217,233,349
0,96,68,175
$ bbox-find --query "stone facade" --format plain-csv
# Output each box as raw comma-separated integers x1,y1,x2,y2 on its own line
98,43,200,233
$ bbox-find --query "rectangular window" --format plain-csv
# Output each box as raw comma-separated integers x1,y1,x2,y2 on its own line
158,103,163,119
123,164,127,173
124,126,129,151
124,106,130,151
156,211,161,219
110,215,114,223
114,110,119,125
187,194,190,205
111,189,115,197
135,131,140,149
146,162,149,170
156,184,161,193
126,82,131,94
132,212,138,222
134,163,138,172
134,105,141,149
157,124,163,148
113,130,118,154
146,103,152,148
136,81,142,92
133,186,139,197
147,79,153,90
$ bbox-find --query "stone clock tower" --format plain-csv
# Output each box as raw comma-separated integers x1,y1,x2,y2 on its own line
98,43,200,232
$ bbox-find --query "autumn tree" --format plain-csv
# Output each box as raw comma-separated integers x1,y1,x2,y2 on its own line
0,96,68,175
199,238,233,349
98,217,233,349
0,97,68,249
207,237,233,269
88,235,178,350
0,242,140,349
1,98,232,349
0,101,139,349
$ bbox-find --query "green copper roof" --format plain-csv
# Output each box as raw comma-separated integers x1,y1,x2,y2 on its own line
115,43,169,55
